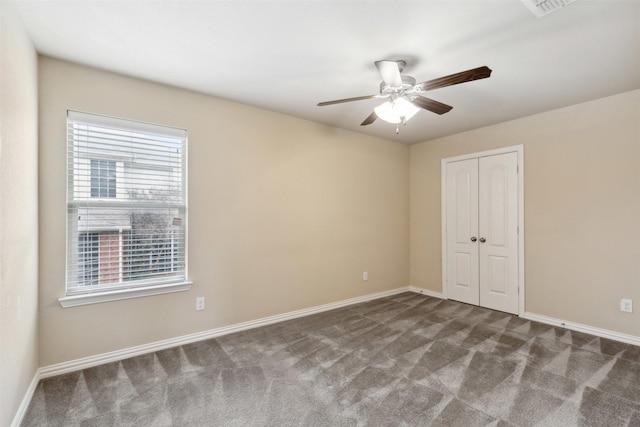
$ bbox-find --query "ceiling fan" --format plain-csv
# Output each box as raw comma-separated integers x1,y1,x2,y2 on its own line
317,60,492,133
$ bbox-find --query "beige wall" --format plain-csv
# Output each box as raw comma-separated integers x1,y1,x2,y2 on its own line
38,57,410,367
0,2,39,425
33,50,640,371
410,89,640,336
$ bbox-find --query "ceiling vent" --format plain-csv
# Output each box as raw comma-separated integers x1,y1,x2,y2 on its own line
521,0,577,17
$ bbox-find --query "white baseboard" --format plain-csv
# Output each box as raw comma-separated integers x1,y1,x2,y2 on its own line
406,287,640,347
39,286,411,379
408,285,444,299
11,368,41,427
523,311,640,347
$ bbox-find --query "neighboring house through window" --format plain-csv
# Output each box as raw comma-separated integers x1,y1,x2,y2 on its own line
64,111,189,304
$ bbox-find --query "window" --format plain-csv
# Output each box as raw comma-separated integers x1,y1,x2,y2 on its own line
90,159,116,198
63,111,189,306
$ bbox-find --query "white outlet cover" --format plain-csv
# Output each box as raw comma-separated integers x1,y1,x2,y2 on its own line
620,298,633,313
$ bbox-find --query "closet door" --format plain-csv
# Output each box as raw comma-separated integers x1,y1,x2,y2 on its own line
445,158,479,306
478,152,519,314
444,151,519,315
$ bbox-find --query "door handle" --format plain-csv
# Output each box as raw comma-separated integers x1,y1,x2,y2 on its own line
470,237,477,242
479,237,486,243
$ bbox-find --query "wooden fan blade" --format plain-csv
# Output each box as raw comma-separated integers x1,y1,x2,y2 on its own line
317,95,376,106
375,60,403,87
360,111,377,126
418,66,492,91
411,96,453,115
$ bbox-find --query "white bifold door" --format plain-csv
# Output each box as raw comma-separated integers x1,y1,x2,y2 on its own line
445,152,519,314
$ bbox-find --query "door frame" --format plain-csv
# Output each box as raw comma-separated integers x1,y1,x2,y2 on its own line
441,145,525,316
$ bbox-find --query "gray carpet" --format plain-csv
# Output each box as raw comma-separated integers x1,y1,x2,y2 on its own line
22,292,640,426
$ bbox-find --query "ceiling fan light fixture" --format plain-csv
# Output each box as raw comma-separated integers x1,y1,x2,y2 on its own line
394,97,420,121
374,96,420,124
374,101,401,124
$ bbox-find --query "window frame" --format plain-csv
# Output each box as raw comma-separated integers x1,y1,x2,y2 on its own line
60,111,191,308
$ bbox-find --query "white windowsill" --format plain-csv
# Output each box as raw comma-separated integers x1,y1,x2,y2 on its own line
58,281,192,308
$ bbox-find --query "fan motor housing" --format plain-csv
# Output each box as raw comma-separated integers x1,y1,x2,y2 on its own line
380,75,416,94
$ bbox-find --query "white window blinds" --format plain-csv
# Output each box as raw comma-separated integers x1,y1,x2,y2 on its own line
66,111,187,295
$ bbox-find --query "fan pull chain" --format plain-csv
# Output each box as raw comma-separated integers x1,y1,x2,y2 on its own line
396,116,409,134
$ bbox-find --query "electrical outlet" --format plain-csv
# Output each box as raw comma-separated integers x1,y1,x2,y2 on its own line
196,297,205,311
363,271,368,281
620,299,633,313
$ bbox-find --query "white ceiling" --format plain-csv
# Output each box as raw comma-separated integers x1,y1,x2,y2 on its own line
14,0,640,144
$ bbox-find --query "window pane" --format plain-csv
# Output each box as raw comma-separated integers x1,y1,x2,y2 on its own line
124,211,180,281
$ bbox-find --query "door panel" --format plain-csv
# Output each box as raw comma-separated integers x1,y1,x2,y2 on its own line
446,159,479,305
455,253,471,287
487,255,507,294
479,152,518,314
